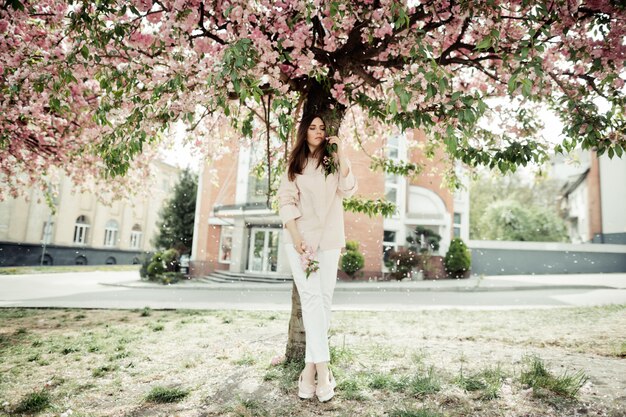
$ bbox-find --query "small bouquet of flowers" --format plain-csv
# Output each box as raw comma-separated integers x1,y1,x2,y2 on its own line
300,245,320,279
322,139,339,178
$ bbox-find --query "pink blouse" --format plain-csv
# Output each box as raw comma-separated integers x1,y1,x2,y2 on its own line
275,156,358,250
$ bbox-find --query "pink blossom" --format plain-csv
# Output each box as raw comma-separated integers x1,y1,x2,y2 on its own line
270,354,285,366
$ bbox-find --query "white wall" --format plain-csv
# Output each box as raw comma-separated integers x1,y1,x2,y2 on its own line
599,153,626,234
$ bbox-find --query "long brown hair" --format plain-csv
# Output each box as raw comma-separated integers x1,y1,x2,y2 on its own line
287,113,329,181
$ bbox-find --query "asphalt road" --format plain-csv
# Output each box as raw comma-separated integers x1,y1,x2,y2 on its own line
1,271,625,311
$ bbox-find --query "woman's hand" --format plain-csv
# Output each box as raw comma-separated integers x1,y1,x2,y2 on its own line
293,235,307,255
326,136,343,158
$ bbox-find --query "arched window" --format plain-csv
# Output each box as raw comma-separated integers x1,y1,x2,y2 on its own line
75,255,88,265
105,256,117,265
41,254,53,266
73,216,90,245
104,220,119,247
129,224,142,249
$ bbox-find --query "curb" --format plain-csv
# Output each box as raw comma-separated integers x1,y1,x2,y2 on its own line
98,281,617,293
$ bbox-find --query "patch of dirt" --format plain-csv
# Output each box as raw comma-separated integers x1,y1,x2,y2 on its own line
0,306,624,417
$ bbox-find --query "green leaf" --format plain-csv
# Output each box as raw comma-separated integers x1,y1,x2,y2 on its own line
49,97,61,112
521,47,529,59
7,0,24,11
438,77,448,92
389,99,398,115
476,36,492,50
507,76,517,93
80,45,89,59
521,79,532,97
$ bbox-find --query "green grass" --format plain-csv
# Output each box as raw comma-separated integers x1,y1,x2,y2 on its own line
237,397,270,416
263,368,281,381
234,354,256,366
520,355,588,398
92,364,118,377
455,365,505,400
388,407,443,417
0,264,140,275
61,346,80,355
408,367,441,397
13,390,51,413
275,360,303,394
330,344,355,365
144,386,189,403
337,377,367,400
366,372,410,392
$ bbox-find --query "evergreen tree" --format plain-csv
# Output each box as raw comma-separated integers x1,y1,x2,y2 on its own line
153,169,197,254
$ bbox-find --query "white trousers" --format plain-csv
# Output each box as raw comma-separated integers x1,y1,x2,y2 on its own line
284,243,341,364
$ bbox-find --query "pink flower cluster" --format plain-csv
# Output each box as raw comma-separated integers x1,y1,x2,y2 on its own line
2,0,626,202
300,245,319,279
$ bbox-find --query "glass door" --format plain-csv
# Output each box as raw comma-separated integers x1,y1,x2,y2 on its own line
247,228,280,274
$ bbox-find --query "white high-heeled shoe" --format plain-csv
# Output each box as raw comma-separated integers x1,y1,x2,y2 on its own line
297,372,316,399
315,370,336,402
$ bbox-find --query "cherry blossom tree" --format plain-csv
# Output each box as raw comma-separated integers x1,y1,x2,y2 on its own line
2,0,625,361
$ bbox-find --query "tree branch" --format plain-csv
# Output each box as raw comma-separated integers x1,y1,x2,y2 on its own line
191,2,227,45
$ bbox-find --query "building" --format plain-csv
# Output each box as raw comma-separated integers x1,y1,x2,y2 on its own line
0,160,180,266
558,149,626,244
190,130,470,280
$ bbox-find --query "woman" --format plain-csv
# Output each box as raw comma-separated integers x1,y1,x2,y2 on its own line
275,113,358,402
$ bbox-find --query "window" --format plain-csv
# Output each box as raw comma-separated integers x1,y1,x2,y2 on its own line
130,224,142,249
386,136,399,160
105,256,117,265
453,212,461,238
385,187,398,206
41,221,54,244
384,137,401,217
73,216,90,245
382,230,397,269
75,255,88,265
103,220,119,247
385,175,399,217
247,143,269,204
219,226,233,264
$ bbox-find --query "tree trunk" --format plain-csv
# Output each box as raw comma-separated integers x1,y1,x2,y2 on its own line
285,282,306,363
284,79,346,364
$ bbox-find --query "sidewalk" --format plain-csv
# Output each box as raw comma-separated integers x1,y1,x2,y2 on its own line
100,272,626,292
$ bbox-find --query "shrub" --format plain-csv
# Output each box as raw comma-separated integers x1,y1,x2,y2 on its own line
444,238,471,278
159,272,184,285
345,240,359,251
387,249,420,280
139,252,154,279
162,248,180,272
341,240,365,278
147,261,165,280
145,250,183,283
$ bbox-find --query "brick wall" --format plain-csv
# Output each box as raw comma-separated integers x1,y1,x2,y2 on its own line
588,150,603,239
